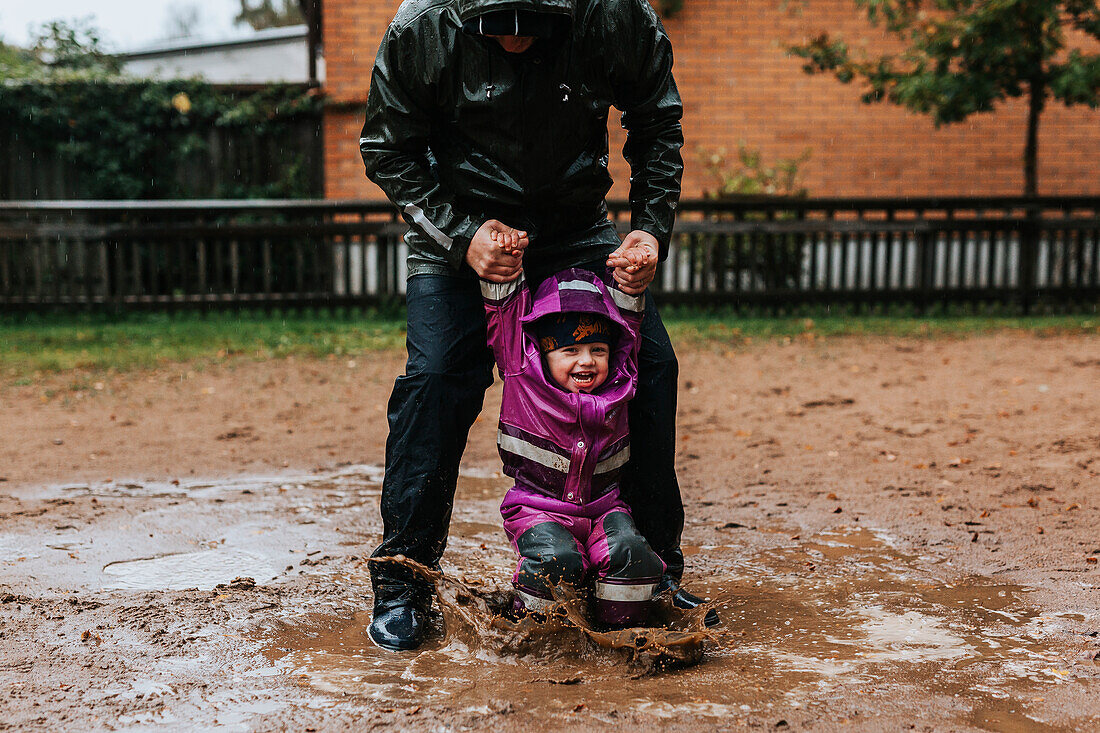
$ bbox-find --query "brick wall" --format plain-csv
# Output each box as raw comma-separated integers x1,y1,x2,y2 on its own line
323,0,1100,200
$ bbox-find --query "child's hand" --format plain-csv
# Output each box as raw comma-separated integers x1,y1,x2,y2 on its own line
622,244,652,273
467,220,529,282
490,225,528,258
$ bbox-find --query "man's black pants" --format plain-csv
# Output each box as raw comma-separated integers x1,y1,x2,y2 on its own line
370,269,684,610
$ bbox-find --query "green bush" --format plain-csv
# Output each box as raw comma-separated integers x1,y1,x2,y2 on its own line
0,81,323,199
0,19,323,200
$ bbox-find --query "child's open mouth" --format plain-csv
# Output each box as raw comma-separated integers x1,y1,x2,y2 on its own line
570,371,596,388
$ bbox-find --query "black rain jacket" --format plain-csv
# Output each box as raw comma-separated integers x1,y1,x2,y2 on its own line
359,0,684,277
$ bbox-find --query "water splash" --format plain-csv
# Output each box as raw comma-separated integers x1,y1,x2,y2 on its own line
370,555,712,673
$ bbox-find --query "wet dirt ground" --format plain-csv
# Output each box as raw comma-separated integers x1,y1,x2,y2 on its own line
2,334,1099,730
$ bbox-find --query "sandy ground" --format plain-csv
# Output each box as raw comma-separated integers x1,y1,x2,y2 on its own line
2,333,1099,731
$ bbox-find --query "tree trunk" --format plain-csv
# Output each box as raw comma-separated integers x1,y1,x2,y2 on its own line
1024,77,1045,197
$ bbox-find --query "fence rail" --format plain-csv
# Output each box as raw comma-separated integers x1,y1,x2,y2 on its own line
1,197,1099,313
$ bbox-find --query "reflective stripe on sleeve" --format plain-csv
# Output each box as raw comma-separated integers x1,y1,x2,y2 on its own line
480,278,522,301
404,203,453,251
610,288,645,313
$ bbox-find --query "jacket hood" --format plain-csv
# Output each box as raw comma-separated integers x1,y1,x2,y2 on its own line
520,269,630,343
456,0,575,23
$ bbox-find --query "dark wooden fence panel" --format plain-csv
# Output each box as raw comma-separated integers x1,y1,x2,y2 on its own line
2,197,1099,313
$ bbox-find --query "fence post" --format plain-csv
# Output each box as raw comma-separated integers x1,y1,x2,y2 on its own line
1018,203,1040,315
917,225,933,315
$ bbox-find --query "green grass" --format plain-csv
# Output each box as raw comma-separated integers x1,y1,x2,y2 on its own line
1,311,1096,378
0,312,408,376
665,313,1100,346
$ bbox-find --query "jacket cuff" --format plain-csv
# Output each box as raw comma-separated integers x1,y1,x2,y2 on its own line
630,213,673,261
444,219,481,271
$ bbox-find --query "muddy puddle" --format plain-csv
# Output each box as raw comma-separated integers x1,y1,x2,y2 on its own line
5,465,1096,730
259,514,1096,730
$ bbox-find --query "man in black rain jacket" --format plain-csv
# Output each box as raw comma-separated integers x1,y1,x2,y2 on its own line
361,0,709,651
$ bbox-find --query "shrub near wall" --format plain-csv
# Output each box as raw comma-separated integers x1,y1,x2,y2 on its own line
0,81,325,200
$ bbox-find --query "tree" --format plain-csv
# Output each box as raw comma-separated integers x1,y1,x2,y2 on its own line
0,41,38,77
163,2,204,40
29,18,120,76
235,0,303,31
789,0,1100,196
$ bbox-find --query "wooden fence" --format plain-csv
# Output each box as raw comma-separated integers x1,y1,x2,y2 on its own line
1,197,1099,313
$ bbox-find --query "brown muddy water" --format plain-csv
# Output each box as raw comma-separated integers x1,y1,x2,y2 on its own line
2,467,1097,731
259,525,1093,731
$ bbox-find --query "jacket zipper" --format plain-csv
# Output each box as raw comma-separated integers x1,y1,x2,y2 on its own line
565,392,602,505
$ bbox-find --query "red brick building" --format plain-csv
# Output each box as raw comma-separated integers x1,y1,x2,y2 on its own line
321,0,1100,201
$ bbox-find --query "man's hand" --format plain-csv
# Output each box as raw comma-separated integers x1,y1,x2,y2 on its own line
606,230,659,295
466,219,529,282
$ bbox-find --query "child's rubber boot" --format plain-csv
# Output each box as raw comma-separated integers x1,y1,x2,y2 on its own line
658,576,721,628
594,578,658,628
511,585,555,623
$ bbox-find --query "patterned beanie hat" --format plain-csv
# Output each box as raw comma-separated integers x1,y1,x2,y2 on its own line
536,312,614,353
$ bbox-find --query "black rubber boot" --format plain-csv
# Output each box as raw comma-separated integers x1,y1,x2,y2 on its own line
368,601,429,651
658,576,721,628
368,585,432,652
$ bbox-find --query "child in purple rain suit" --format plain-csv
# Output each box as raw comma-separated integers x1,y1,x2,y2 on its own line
481,266,666,627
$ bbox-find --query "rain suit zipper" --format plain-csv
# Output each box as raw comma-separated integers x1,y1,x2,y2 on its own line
564,392,600,505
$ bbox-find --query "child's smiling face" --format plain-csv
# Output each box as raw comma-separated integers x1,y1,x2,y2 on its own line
544,342,610,394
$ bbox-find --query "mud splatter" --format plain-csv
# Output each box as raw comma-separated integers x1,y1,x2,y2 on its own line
369,555,711,672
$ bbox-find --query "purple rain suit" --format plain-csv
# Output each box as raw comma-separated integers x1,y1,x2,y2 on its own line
481,268,666,626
